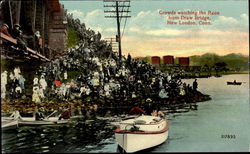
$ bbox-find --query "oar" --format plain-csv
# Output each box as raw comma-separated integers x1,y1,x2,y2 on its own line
45,110,57,119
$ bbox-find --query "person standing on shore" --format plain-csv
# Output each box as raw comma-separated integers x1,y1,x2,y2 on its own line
1,71,8,99
193,79,198,92
144,98,153,115
18,75,26,94
32,86,41,103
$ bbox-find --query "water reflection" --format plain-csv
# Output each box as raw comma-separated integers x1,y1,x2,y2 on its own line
2,106,191,153
2,117,116,153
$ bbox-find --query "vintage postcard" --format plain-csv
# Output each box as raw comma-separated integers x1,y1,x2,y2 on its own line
1,0,249,153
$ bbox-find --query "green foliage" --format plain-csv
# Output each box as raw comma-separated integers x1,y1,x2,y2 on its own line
190,53,221,67
135,56,152,64
222,53,248,68
189,53,248,71
67,28,80,48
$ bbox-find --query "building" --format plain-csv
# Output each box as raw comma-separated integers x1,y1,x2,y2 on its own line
151,56,160,65
0,0,67,60
48,2,67,53
163,55,174,65
178,57,190,66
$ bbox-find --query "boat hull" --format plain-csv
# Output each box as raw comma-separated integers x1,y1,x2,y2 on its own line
2,118,18,130
114,116,169,153
18,117,69,126
227,82,242,85
115,129,168,153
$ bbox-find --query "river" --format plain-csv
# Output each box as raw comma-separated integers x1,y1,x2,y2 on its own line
2,74,249,153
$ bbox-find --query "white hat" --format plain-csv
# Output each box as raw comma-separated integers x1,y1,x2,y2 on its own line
35,31,41,37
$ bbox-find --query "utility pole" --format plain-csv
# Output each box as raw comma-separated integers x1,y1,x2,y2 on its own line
103,0,131,59
115,1,121,59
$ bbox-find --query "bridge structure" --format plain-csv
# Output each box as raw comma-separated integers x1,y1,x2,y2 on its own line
0,0,67,62
0,32,50,62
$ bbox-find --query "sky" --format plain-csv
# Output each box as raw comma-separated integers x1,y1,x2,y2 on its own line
60,0,249,58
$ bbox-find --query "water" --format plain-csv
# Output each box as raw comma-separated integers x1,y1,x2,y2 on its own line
2,74,249,153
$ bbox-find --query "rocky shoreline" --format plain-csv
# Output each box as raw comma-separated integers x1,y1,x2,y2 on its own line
1,90,211,117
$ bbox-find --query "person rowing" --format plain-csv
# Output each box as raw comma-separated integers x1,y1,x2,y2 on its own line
129,103,145,115
10,109,21,120
35,107,45,121
58,106,71,120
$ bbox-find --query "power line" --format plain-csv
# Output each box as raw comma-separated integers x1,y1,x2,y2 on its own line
121,1,130,38
103,0,131,59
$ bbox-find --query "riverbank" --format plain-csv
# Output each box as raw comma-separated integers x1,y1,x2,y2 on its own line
1,90,211,117
176,71,249,79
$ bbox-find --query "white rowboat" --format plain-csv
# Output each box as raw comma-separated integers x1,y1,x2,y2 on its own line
18,117,69,126
114,115,169,153
2,117,18,130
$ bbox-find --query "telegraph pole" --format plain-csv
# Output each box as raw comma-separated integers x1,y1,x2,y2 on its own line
103,0,131,59
115,1,121,59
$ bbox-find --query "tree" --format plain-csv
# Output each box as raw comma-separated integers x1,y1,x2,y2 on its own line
214,62,227,72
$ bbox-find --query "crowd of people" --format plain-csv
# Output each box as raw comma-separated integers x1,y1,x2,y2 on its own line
1,67,26,100
1,15,200,115
0,23,43,55
27,13,195,103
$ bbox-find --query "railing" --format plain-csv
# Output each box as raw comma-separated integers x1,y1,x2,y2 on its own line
0,32,50,62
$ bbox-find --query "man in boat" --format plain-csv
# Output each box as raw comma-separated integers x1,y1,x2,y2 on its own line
35,107,45,121
10,109,21,120
151,109,165,117
59,107,71,120
129,103,145,115
144,98,165,117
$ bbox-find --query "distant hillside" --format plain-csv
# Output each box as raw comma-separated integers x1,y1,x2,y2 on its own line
135,53,249,71
189,53,249,71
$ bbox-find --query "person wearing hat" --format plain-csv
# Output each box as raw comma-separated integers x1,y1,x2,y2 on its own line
144,98,153,115
12,24,28,53
0,23,12,37
34,31,41,52
12,24,21,38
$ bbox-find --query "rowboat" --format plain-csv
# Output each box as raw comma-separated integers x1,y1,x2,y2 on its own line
1,117,18,130
227,81,242,85
114,115,169,153
18,117,69,126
